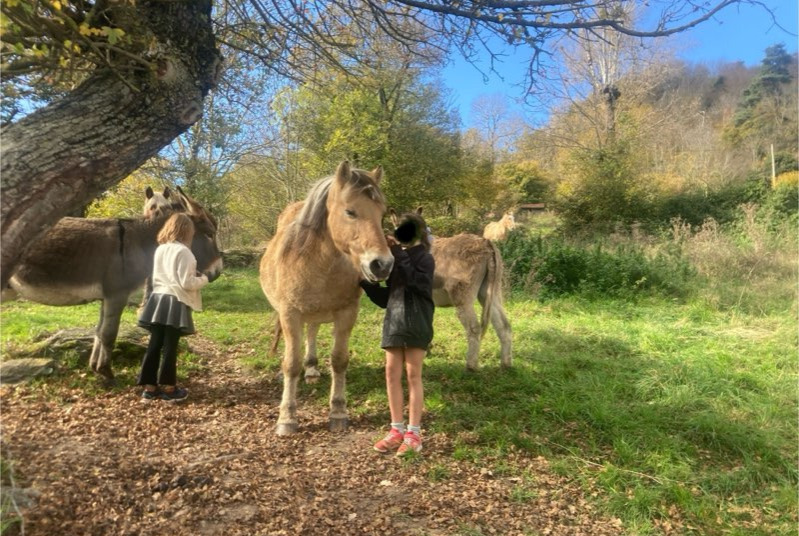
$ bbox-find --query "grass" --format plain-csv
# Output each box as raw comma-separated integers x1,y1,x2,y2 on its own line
1,266,796,535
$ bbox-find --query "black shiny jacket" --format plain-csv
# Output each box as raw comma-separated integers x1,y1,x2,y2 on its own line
360,243,435,350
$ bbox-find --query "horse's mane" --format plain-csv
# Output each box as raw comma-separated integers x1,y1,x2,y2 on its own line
279,170,385,260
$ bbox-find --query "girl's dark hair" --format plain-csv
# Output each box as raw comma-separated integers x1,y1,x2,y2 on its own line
394,212,431,252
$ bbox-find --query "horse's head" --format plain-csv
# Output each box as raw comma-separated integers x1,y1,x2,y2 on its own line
175,186,224,282
143,187,172,219
326,161,393,282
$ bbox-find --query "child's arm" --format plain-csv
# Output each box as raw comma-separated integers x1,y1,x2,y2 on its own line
175,249,209,291
359,280,389,308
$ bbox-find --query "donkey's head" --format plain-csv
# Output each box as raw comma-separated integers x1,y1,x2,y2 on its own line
326,161,393,282
174,186,224,282
144,187,173,219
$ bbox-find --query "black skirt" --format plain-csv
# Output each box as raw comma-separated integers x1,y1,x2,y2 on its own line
137,293,195,335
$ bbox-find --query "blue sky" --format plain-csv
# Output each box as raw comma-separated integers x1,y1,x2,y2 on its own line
443,1,798,127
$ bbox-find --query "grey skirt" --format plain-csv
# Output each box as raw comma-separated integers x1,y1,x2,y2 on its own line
137,293,195,335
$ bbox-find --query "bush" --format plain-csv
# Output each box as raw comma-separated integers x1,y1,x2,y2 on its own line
499,228,693,299
426,214,484,237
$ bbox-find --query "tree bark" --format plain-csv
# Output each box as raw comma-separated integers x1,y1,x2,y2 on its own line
1,1,220,288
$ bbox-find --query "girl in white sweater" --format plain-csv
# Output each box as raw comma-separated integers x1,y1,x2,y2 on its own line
137,213,209,402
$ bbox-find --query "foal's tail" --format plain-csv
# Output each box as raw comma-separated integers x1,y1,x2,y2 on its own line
269,316,282,356
480,239,504,338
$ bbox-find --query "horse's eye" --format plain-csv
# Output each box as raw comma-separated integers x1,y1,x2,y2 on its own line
345,209,357,218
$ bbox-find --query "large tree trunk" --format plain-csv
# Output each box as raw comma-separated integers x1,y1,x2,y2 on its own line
0,1,220,288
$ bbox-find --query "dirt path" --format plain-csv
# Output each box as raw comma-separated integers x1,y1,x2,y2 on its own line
1,336,624,536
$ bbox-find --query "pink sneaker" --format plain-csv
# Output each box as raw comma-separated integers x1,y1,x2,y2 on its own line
373,428,404,453
396,431,422,457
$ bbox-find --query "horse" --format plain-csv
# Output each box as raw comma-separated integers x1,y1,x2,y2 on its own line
259,161,393,435
430,233,512,369
8,188,223,380
483,212,516,241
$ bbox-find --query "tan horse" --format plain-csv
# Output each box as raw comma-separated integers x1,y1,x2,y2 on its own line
259,161,393,435
483,212,516,241
431,233,512,369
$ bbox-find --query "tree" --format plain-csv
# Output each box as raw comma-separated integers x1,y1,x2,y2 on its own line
1,0,764,286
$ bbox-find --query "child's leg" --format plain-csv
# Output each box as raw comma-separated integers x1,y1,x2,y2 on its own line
138,324,166,387
404,347,426,430
385,348,405,426
157,325,181,388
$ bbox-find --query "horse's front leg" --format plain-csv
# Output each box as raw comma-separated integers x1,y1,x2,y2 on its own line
89,294,128,382
329,307,357,432
276,312,303,436
304,322,321,383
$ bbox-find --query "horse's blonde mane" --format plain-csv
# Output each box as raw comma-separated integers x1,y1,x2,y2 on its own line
279,170,385,260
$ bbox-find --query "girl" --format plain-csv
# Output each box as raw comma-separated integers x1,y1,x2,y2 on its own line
361,210,435,456
137,212,210,402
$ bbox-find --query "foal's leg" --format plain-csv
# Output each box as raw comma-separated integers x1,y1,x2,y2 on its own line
328,307,357,432
304,322,321,383
455,303,482,370
276,312,303,436
89,293,128,381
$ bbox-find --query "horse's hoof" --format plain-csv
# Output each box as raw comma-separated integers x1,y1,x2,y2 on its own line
275,422,298,436
328,417,348,432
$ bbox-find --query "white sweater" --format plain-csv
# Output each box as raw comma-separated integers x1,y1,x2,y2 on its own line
151,241,209,311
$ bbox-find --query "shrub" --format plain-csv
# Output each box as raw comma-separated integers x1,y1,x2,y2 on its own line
499,229,693,299
426,214,484,237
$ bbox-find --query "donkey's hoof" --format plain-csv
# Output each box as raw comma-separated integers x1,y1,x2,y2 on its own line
305,374,320,384
275,422,298,436
328,417,348,432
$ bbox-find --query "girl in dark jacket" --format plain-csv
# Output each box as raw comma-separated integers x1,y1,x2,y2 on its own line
361,210,435,456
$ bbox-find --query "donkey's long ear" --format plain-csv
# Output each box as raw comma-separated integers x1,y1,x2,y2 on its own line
335,161,351,187
163,187,171,199
145,186,154,199
389,208,399,227
175,185,197,214
416,206,423,216
371,166,383,185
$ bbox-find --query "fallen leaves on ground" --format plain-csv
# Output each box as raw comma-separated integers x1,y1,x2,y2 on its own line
1,336,624,536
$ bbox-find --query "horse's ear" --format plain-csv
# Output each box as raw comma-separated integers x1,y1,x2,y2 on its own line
371,166,383,185
145,186,154,199
335,161,351,186
416,206,423,216
389,208,399,227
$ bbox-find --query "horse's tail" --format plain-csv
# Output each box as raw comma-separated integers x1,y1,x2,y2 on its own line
270,316,282,356
480,238,503,338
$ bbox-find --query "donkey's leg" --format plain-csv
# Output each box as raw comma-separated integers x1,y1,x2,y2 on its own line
276,312,303,436
328,308,357,432
490,301,513,368
89,293,128,380
455,304,482,370
304,322,321,383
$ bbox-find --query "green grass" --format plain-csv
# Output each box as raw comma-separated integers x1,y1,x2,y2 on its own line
1,266,796,535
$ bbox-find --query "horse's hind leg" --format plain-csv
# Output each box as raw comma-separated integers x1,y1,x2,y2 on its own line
490,300,513,368
328,308,356,432
304,322,321,383
89,294,128,381
455,304,482,370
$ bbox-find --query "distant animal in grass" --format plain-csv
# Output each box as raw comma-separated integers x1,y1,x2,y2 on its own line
483,212,516,241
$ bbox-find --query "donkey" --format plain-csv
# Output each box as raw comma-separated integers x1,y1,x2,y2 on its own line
483,212,516,241
259,161,393,435
8,188,223,380
430,233,512,369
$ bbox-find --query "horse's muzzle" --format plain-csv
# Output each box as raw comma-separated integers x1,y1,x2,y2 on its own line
365,256,393,282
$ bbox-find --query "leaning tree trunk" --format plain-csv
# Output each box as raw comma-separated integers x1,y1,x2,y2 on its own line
0,1,220,288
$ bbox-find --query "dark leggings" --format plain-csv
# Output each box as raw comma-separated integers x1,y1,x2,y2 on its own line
137,324,181,386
